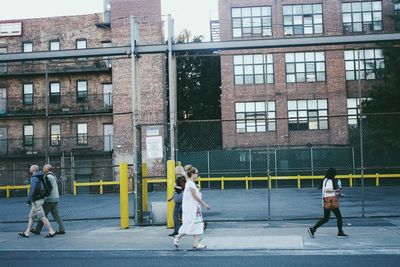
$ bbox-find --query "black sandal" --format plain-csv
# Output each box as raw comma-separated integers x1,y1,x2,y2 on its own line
44,232,56,238
18,232,29,238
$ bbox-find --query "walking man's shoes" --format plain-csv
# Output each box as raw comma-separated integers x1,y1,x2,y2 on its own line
337,232,349,237
56,231,66,235
307,227,315,238
30,228,40,235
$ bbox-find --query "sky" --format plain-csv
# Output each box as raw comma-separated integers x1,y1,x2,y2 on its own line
0,0,219,41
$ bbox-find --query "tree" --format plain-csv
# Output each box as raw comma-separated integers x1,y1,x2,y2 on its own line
172,30,222,151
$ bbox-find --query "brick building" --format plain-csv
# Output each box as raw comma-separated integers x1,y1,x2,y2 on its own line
0,0,165,188
218,0,397,149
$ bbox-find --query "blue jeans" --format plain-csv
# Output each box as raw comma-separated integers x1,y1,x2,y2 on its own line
173,202,182,233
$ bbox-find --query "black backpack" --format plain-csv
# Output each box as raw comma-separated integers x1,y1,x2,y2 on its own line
40,174,53,197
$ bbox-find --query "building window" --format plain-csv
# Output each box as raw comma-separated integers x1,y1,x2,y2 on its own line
234,54,274,85
0,48,6,72
23,124,34,146
235,101,276,133
76,39,87,61
23,83,33,105
231,6,272,38
347,98,370,126
0,22,22,37
288,99,328,131
49,82,61,104
49,40,60,51
344,49,384,80
395,3,400,31
77,123,88,145
102,41,112,67
0,88,6,114
342,1,382,33
283,4,323,35
50,124,61,146
22,42,33,63
0,127,6,154
285,52,326,83
76,80,88,103
103,84,112,107
22,42,33,53
103,124,113,151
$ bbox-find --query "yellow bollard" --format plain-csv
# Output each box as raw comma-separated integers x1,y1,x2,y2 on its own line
6,186,10,198
119,163,129,229
221,177,225,190
142,163,149,211
167,160,175,229
73,181,77,196
376,173,379,187
100,180,103,195
297,175,301,189
245,177,249,190
349,174,353,188
268,176,271,189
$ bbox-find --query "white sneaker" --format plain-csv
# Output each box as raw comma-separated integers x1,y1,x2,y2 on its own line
193,243,207,250
173,237,179,248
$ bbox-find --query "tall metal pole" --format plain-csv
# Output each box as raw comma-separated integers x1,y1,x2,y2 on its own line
168,15,177,160
266,62,271,220
45,64,49,163
131,16,142,225
357,49,365,217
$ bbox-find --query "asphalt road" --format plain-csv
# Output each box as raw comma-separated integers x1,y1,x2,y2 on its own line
1,251,399,267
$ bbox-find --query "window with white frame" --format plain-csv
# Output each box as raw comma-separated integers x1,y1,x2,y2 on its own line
342,1,382,33
283,4,323,35
231,6,272,38
22,42,33,53
23,83,33,105
285,52,325,83
0,22,22,36
102,41,112,67
23,124,34,146
77,123,88,145
235,101,276,133
49,40,60,51
50,124,61,146
344,49,384,80
347,98,370,126
49,82,60,104
288,99,328,131
234,54,274,85
76,80,88,103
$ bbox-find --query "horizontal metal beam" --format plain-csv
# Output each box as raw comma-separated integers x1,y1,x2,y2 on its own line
0,46,131,63
137,33,400,53
1,33,400,62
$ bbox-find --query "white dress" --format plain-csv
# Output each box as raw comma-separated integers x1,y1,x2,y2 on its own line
178,180,204,235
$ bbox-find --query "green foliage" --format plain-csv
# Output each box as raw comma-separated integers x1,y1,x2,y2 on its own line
173,30,222,151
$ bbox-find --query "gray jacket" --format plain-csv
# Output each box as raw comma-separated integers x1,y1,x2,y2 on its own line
45,172,60,202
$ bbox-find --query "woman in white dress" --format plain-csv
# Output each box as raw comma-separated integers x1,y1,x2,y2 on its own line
173,166,210,249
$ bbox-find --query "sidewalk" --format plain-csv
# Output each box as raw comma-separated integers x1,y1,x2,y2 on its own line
1,218,400,254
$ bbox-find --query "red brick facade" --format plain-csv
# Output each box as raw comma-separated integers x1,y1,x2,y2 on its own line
218,0,396,148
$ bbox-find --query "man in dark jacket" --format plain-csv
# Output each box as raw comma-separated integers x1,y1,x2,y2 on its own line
18,165,56,238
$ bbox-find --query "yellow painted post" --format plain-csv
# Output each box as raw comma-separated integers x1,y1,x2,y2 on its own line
6,186,10,198
245,177,249,190
119,163,129,229
142,163,149,211
100,180,103,195
167,160,175,229
27,187,30,196
221,177,225,190
349,174,353,188
73,181,77,196
297,175,301,189
376,173,379,187
268,176,271,189
198,179,202,190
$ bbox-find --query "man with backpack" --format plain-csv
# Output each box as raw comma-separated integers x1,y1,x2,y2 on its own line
31,164,66,235
18,165,56,238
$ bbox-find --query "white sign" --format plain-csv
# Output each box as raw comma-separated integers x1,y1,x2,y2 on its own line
146,136,163,159
146,126,159,136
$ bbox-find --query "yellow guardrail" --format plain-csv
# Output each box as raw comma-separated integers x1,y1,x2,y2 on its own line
141,173,400,191
0,185,30,198
73,180,120,195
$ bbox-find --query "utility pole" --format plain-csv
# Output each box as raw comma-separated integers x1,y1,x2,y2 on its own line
168,15,177,160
